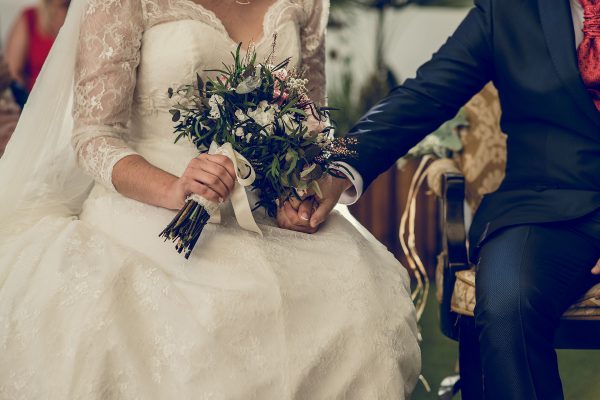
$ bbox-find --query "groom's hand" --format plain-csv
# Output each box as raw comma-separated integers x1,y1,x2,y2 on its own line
277,175,352,233
309,174,353,229
276,196,318,234
592,259,600,300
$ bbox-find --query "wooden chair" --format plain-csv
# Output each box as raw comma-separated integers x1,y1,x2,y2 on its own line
426,84,600,399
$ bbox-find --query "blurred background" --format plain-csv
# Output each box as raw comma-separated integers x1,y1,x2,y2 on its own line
0,0,35,40
1,0,598,398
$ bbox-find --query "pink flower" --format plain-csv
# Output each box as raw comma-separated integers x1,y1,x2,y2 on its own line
273,88,289,105
273,69,288,82
217,74,231,88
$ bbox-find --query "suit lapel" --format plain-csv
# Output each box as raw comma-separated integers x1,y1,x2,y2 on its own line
537,0,600,128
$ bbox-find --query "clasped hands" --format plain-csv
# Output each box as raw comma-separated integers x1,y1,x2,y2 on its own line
168,155,351,235
276,174,352,234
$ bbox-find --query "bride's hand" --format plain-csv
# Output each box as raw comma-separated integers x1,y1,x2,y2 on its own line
166,154,236,210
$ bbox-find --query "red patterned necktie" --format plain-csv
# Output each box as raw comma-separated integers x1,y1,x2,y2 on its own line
578,0,600,111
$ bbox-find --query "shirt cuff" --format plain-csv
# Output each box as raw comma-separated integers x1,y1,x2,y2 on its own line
332,162,364,205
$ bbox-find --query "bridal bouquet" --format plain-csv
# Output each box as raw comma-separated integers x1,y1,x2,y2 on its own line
160,44,355,258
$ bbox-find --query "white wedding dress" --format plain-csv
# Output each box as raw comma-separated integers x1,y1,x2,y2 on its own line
0,0,420,398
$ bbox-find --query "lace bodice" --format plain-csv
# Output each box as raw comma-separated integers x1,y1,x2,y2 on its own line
72,0,329,190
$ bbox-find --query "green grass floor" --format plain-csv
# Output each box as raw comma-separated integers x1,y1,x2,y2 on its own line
411,285,600,399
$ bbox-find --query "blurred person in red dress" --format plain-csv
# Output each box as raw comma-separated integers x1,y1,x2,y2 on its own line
4,0,70,93
0,57,11,93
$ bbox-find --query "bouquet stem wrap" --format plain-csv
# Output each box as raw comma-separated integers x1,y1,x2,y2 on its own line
160,142,262,259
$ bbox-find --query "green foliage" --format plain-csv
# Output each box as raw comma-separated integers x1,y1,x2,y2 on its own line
168,43,355,217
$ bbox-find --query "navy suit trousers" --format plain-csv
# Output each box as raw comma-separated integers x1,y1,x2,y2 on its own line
474,209,600,400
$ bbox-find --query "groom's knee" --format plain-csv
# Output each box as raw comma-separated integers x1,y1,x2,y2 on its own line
474,275,556,350
473,226,553,344
474,285,522,346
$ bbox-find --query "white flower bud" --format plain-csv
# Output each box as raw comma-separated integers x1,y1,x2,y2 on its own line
235,109,248,122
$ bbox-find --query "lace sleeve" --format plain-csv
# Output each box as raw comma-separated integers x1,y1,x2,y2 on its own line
301,0,329,106
71,0,144,190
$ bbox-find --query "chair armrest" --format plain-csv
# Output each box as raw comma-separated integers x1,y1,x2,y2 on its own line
439,172,470,339
426,158,462,199
442,173,469,270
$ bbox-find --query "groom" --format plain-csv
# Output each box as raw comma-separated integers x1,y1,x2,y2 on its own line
278,0,600,399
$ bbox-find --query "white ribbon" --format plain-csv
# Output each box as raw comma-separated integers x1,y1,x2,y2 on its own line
190,141,263,237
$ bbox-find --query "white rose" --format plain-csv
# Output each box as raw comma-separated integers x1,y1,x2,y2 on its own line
208,95,224,119
235,109,248,122
248,106,276,135
209,94,224,107
209,109,221,119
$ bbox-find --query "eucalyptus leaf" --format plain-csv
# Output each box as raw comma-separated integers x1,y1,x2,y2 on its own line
196,73,204,92
310,180,323,198
171,110,181,122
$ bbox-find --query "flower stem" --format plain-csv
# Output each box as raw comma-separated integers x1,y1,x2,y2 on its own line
159,200,212,259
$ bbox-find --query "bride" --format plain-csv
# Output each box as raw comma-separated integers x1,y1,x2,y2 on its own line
0,0,420,398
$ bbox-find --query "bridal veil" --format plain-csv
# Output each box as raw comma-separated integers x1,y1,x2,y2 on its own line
0,0,90,236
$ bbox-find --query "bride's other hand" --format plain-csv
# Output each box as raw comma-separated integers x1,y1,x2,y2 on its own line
166,154,236,210
276,196,318,234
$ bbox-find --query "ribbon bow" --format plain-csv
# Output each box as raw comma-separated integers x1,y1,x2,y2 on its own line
206,141,263,236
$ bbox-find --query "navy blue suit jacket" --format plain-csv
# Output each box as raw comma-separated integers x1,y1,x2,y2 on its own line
346,0,600,259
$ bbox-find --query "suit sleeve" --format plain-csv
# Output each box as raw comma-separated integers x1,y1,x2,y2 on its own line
346,0,494,189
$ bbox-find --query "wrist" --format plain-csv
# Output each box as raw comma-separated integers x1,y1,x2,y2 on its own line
160,174,181,210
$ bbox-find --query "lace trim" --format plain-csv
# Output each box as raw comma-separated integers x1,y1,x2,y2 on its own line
72,0,328,191
143,0,224,30
72,129,139,190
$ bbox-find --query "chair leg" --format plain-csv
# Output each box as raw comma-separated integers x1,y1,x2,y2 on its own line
458,316,484,400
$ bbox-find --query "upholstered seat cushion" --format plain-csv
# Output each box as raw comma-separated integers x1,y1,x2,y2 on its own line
451,269,600,320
